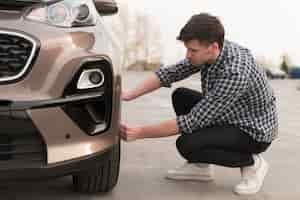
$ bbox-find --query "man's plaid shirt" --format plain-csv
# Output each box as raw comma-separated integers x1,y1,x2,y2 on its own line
155,40,278,143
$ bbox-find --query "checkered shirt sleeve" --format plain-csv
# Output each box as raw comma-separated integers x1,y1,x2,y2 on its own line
154,59,201,88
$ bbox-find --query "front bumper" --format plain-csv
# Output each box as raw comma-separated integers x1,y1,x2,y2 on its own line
0,88,117,168
0,143,116,181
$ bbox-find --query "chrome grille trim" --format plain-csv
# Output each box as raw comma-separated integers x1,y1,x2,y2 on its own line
0,30,38,82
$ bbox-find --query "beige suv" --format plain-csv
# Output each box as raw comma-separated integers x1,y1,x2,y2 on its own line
0,0,121,193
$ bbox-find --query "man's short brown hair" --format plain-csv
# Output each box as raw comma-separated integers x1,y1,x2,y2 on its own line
177,13,225,49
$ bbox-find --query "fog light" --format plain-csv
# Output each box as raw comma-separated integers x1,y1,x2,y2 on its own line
89,71,103,84
75,4,90,22
77,69,104,89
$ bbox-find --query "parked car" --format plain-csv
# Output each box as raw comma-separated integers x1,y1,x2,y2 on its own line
288,66,300,79
0,0,121,193
264,67,287,79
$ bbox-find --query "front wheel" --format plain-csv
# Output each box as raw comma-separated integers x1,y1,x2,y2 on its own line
72,142,120,193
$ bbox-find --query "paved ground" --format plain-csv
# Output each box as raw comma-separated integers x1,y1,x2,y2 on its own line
1,71,300,199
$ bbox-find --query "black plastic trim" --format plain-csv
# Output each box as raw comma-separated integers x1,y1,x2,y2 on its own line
10,91,105,111
62,58,113,136
0,110,47,167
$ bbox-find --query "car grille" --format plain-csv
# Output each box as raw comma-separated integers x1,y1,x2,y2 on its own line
0,119,47,169
0,30,37,82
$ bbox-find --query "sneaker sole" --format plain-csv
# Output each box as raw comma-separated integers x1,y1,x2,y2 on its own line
234,161,269,195
165,174,214,182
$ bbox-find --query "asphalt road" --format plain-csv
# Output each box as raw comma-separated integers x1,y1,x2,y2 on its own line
1,71,300,200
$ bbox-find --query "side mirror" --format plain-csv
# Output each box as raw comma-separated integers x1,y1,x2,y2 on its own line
94,0,118,16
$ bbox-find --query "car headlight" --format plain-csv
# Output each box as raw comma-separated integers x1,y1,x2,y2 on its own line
25,0,97,27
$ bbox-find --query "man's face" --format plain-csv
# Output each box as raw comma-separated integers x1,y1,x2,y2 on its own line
184,39,217,66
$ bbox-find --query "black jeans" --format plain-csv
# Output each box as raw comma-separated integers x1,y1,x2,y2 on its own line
172,87,271,168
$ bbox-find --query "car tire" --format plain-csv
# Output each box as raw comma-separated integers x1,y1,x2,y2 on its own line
72,142,120,193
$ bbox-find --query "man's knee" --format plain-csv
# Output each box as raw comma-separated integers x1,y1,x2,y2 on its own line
176,135,185,153
176,135,192,158
172,87,188,104
176,134,208,162
172,87,203,106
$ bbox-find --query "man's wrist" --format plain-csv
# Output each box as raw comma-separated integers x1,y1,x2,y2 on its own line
130,91,138,100
137,126,147,139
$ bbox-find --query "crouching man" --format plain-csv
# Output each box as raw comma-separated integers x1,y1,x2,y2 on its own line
121,13,278,195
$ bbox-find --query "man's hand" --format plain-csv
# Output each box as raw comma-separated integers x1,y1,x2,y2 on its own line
120,124,142,142
121,91,136,101
121,73,161,101
120,120,179,142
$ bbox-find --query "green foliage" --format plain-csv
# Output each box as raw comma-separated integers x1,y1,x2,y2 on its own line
280,55,290,73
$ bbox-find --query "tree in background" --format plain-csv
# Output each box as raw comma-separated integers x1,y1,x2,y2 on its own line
280,54,290,74
130,13,162,70
107,2,163,70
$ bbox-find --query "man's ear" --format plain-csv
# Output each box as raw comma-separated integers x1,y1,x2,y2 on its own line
208,42,220,55
211,42,220,51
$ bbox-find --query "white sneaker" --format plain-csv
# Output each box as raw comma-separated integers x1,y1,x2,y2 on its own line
165,162,214,181
234,154,269,195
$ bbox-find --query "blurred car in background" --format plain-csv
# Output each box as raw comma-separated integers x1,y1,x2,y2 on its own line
264,67,288,79
288,66,300,79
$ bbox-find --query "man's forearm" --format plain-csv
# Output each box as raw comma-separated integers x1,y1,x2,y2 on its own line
129,73,161,99
138,119,180,139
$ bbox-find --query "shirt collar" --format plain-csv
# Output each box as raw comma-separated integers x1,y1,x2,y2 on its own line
212,40,234,69
192,40,231,71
